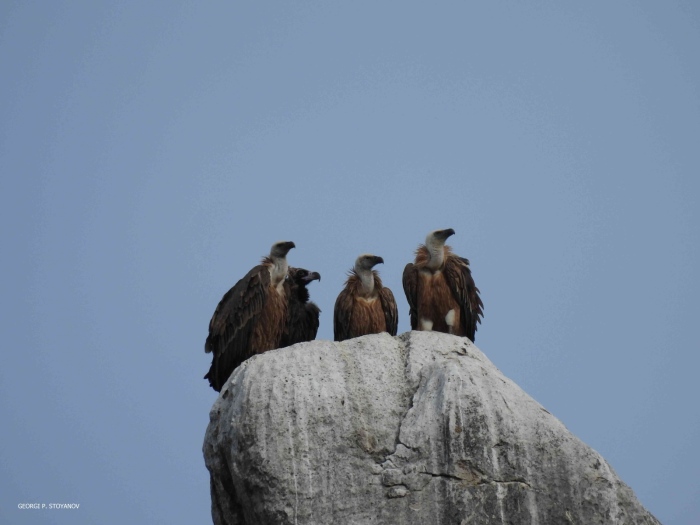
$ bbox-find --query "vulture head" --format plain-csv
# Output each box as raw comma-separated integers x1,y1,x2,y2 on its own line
354,254,384,273
424,228,455,270
270,241,296,259
426,228,455,246
288,267,321,285
287,267,321,303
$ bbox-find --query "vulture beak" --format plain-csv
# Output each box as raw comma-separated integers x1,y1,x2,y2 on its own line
372,256,385,267
437,228,455,240
305,271,321,283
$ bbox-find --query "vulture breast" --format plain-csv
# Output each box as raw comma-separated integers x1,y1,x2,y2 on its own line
418,270,462,334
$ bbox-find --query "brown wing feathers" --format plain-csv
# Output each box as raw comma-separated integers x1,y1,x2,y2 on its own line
402,262,419,330
204,265,271,391
333,283,356,342
377,277,399,336
443,255,484,341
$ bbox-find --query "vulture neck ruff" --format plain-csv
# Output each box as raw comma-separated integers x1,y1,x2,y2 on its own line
265,256,289,293
425,241,447,271
354,267,376,297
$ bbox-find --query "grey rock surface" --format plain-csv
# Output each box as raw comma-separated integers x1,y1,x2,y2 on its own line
203,331,660,525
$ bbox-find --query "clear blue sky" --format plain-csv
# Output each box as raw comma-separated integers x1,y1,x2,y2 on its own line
2,2,698,523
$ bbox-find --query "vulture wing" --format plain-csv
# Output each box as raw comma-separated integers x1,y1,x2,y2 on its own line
204,264,271,391
379,286,399,336
402,263,419,330
443,256,483,342
333,286,355,342
303,302,321,342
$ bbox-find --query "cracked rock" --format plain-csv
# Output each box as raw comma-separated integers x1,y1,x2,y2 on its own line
204,331,661,525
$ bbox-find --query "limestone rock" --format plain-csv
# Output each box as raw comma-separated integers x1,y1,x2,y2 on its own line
203,331,661,524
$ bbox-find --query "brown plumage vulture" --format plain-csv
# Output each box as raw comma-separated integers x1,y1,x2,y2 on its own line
402,229,483,342
334,254,398,342
279,267,321,348
204,240,295,391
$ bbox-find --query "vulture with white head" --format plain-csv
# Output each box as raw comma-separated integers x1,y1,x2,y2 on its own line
402,229,483,342
334,254,398,342
204,240,295,391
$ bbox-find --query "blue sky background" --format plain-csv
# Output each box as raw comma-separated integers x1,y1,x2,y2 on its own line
1,2,698,523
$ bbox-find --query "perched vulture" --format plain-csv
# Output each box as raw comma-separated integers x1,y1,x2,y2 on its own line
334,254,398,342
204,241,295,392
402,229,483,342
279,267,321,348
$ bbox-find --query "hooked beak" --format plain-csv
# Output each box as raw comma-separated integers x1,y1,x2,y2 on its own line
305,271,321,283
436,228,455,241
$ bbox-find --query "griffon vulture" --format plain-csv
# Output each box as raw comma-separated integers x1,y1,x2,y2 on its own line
280,267,321,348
402,229,483,341
204,240,295,391
334,254,398,342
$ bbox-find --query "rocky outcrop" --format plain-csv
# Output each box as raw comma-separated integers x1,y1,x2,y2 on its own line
203,331,660,524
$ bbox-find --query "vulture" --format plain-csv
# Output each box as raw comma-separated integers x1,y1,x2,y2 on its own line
402,229,483,342
334,254,398,342
204,241,295,392
279,267,321,348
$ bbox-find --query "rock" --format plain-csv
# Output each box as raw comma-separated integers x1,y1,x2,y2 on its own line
203,331,661,525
